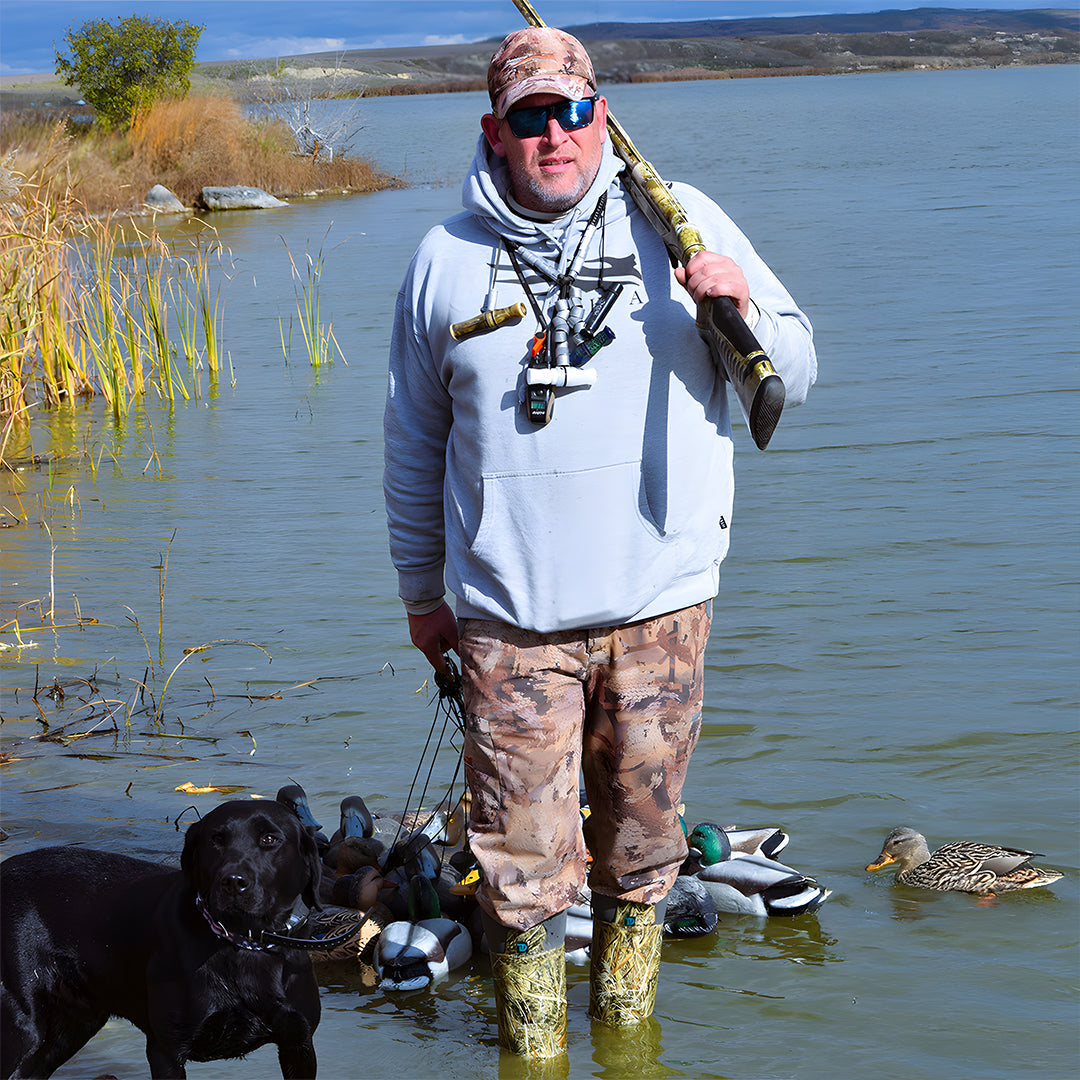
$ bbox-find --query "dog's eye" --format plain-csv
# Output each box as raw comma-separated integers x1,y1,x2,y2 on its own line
259,833,282,848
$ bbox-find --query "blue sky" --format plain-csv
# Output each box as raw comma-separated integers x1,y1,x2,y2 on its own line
0,0,1054,78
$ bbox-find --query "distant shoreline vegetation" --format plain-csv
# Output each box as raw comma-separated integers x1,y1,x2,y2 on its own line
0,6,1075,215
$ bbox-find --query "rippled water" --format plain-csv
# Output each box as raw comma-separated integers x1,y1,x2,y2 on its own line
2,66,1078,1080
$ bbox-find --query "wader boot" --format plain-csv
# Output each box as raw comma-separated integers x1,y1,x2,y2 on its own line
485,913,567,1059
588,897,666,1026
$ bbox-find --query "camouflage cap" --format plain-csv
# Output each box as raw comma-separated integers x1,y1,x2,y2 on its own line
487,27,596,118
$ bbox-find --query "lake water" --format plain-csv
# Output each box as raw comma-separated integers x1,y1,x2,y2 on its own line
2,65,1078,1080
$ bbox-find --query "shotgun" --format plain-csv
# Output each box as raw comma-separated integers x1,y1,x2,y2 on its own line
509,0,786,449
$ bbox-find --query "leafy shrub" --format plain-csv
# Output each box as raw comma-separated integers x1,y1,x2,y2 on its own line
55,14,202,130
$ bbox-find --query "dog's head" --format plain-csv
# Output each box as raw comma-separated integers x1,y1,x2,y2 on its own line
182,800,322,934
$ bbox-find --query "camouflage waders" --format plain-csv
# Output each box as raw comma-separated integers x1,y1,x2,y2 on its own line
459,603,709,1044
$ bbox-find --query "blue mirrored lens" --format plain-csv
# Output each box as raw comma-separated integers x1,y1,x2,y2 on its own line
506,98,595,138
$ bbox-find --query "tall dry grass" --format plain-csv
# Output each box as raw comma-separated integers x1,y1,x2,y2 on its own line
1,94,399,216
0,93,399,457
0,131,237,455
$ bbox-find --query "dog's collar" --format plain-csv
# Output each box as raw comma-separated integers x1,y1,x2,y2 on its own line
194,894,371,953
195,893,291,951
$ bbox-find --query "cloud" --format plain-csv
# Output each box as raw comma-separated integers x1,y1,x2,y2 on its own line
422,35,469,46
218,37,347,60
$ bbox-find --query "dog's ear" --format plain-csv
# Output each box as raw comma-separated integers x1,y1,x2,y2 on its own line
299,826,323,912
180,816,204,885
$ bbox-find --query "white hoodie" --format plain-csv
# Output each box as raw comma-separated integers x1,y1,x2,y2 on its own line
383,136,815,633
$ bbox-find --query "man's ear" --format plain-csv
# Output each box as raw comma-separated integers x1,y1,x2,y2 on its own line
596,96,608,142
480,113,506,158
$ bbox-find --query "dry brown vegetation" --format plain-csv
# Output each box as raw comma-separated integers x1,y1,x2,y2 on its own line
0,94,399,217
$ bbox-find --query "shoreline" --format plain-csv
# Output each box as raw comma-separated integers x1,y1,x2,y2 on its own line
3,54,1075,110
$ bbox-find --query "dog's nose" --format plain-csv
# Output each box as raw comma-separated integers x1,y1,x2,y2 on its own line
222,874,248,895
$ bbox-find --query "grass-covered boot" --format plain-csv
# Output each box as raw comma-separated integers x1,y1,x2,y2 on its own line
588,898,665,1026
486,914,567,1059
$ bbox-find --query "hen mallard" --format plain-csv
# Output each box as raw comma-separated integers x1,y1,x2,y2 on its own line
865,827,1064,896
684,822,831,917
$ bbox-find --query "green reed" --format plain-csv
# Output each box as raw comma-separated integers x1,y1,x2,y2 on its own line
280,231,345,367
1,165,231,443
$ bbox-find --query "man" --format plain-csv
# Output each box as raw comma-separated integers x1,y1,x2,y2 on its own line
383,26,816,1058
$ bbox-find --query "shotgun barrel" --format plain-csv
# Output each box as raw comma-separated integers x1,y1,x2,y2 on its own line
509,0,785,449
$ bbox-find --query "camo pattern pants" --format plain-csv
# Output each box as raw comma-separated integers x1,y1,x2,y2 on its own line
459,602,710,930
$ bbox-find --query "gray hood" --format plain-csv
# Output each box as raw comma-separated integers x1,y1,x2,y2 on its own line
460,133,626,276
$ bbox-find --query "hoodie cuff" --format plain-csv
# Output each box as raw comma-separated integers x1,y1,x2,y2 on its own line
402,595,446,616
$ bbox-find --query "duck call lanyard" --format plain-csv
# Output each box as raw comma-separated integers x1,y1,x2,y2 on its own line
504,191,624,425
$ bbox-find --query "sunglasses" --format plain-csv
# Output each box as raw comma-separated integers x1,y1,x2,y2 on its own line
504,97,597,139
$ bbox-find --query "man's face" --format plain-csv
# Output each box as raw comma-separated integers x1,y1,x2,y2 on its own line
481,92,608,214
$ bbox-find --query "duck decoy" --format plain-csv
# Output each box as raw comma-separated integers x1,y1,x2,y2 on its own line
324,796,381,871
565,896,594,963
724,825,790,861
304,900,393,964
376,875,473,991
664,874,720,937
276,784,330,853
334,835,388,877
684,822,831,917
330,865,397,911
677,813,789,862
434,791,471,853
865,827,1064,896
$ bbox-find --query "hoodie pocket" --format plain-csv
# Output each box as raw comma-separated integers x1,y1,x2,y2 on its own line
466,459,669,627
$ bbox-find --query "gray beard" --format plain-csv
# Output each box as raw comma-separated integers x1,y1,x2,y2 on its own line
509,159,600,214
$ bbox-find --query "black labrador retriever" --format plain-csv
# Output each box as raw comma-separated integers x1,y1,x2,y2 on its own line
1,799,323,1079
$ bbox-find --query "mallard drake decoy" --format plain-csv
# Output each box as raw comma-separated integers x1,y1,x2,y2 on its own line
376,875,473,991
677,813,789,862
724,825,789,861
865,827,1064,896
684,822,831,917
664,874,720,937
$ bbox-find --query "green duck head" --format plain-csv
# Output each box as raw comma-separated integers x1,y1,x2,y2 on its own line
406,873,441,922
687,822,733,867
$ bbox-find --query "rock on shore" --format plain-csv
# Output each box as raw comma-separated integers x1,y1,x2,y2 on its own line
194,186,288,211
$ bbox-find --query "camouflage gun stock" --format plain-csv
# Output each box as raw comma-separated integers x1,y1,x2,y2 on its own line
510,0,786,449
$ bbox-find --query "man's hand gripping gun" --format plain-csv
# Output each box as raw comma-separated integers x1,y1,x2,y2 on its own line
511,0,786,450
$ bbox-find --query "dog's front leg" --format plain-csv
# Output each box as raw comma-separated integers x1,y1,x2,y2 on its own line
145,1036,187,1079
271,1005,317,1079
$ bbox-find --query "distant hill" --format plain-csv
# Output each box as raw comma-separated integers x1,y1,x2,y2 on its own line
559,5,1080,41
4,7,1076,109
198,6,1076,96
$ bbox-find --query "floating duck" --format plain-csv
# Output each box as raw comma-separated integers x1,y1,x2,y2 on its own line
376,875,473,991
865,827,1064,896
684,822,831,917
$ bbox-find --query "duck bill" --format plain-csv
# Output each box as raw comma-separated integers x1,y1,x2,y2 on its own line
865,853,896,872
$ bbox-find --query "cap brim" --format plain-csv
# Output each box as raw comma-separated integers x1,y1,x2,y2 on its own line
495,74,593,118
